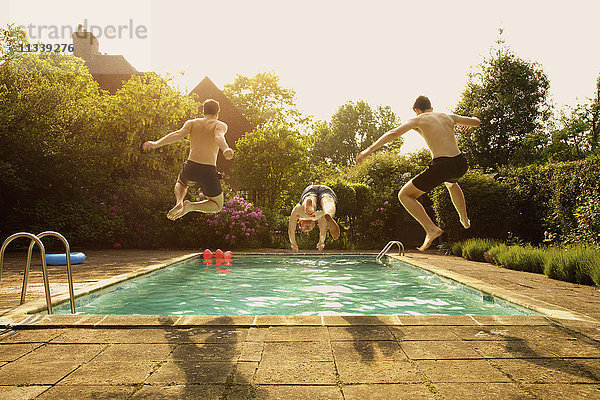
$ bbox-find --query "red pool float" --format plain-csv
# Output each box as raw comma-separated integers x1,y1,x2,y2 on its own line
215,249,224,258
224,250,233,259
203,249,213,259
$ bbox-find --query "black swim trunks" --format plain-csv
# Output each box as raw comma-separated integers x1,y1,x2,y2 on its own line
412,153,468,193
300,185,338,210
177,160,222,197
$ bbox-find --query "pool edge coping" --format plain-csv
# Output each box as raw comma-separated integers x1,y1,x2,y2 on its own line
1,252,597,328
396,254,599,324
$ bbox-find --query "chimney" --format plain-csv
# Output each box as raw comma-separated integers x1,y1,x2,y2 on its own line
71,23,100,60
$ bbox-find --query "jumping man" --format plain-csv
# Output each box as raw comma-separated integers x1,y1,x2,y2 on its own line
356,95,480,251
142,99,234,220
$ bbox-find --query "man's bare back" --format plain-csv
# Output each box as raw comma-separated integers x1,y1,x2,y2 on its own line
410,112,462,158
188,117,229,165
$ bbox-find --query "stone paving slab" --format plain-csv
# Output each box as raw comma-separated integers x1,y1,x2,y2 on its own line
342,383,436,400
0,385,51,400
522,383,600,399
59,360,157,385
128,384,227,400
336,360,423,384
490,358,598,383
416,359,512,383
0,342,42,361
331,340,406,362
255,360,337,385
145,361,237,384
0,359,82,385
432,382,535,399
400,340,483,360
36,385,138,400
261,341,332,362
251,384,344,400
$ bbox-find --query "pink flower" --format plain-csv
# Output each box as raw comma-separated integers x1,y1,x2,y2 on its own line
245,232,250,237
111,212,118,216
92,195,98,201
113,195,119,200
384,201,389,205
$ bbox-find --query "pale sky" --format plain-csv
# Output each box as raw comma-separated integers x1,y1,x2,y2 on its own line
3,0,600,152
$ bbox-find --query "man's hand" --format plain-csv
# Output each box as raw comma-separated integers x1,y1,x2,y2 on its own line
142,141,156,152
356,149,370,164
223,148,234,160
291,243,299,253
317,242,325,251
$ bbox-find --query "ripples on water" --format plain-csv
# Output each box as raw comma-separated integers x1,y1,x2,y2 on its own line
57,256,533,316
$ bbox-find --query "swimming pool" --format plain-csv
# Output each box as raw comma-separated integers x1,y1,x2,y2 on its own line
53,255,536,316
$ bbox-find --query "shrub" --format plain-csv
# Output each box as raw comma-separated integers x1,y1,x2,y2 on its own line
544,246,600,285
201,195,269,249
501,155,600,245
488,244,545,273
430,172,514,242
461,238,501,262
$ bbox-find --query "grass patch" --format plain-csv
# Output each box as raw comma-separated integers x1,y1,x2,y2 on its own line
488,244,545,273
461,238,501,262
447,238,600,286
544,246,600,285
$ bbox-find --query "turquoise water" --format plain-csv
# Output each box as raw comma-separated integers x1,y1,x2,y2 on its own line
54,255,535,316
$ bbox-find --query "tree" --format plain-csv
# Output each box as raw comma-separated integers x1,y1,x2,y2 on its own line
101,73,198,178
232,125,311,211
544,73,600,162
311,100,401,166
455,33,551,168
223,71,310,130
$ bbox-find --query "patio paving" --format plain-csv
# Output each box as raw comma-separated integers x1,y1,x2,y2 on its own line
0,249,599,399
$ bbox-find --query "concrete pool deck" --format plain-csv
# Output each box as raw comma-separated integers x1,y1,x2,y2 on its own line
0,249,599,399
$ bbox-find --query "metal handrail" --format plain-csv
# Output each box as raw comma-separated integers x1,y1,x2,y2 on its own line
25,231,75,313
376,240,405,262
1,232,53,314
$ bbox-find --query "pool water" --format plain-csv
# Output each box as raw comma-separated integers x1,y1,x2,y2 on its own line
54,255,535,316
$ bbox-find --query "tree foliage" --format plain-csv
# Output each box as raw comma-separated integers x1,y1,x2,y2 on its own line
547,73,600,161
311,100,401,166
223,71,309,130
232,125,311,212
455,35,551,168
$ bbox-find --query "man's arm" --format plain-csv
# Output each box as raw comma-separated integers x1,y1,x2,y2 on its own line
142,120,192,151
316,217,327,251
288,205,301,252
450,114,481,127
356,118,418,164
214,122,234,160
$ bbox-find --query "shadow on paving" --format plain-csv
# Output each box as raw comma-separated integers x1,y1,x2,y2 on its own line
151,316,260,399
480,328,600,382
342,316,403,363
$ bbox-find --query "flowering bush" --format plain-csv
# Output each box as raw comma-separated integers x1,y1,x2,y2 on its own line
202,195,268,248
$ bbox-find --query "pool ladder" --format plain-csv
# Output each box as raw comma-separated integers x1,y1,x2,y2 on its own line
376,240,405,262
0,231,76,314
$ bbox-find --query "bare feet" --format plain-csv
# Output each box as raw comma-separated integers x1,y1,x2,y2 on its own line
460,218,471,229
167,202,184,220
304,197,315,216
324,214,340,240
418,227,443,251
171,200,192,220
